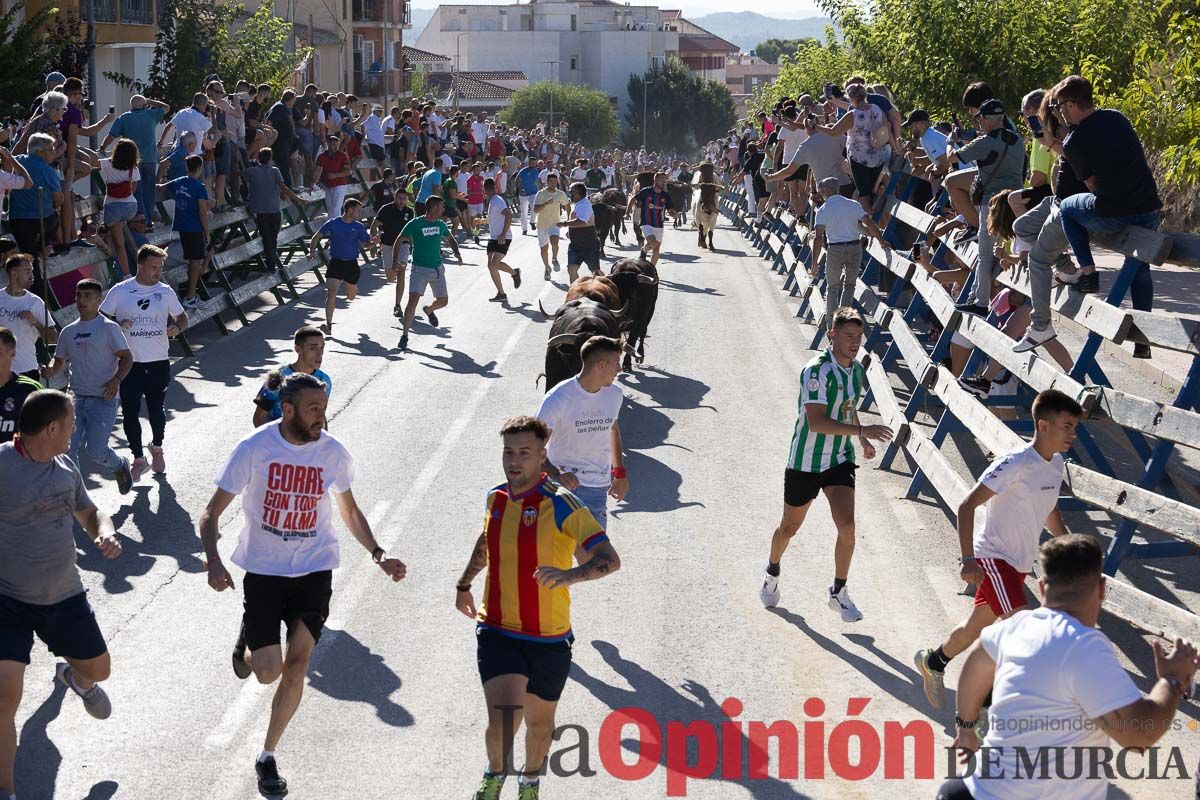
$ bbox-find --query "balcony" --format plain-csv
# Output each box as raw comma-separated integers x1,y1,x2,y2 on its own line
353,0,406,23
86,0,154,24
352,70,400,98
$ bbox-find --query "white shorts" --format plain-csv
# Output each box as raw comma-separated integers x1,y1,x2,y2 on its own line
383,243,411,271
538,226,561,248
468,203,484,217
642,225,664,242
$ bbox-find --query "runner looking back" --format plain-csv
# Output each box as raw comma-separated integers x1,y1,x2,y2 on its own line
200,373,406,798
758,308,893,621
252,326,332,427
456,416,621,800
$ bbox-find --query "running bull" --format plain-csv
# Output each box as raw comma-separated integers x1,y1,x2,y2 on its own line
606,258,659,372
539,297,623,391
589,189,628,258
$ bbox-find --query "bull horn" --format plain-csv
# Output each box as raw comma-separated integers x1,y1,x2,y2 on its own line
611,301,629,319
636,274,657,285
538,300,559,321
546,332,583,348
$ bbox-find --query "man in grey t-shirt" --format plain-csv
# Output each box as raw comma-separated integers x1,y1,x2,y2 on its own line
244,148,302,271
43,279,133,493
0,390,122,798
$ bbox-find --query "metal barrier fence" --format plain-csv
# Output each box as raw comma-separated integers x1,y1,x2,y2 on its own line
720,170,1200,641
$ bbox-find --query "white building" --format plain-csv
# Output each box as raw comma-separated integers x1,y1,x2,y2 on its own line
414,0,678,115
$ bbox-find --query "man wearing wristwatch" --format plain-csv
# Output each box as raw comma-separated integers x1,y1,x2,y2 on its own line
916,389,1080,719
936,534,1198,800
199,372,406,798
456,416,621,800
533,335,628,551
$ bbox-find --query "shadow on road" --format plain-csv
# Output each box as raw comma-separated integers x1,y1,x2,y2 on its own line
622,365,715,412
614,400,703,516
14,679,66,796
571,640,811,799
418,343,500,378
656,279,724,297
309,628,414,728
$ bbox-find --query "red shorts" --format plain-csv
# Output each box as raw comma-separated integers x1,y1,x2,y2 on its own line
974,557,1029,616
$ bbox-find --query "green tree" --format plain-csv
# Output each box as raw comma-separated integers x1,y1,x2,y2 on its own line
408,68,429,99
753,37,817,65
506,81,618,147
750,30,855,117
211,4,312,93
623,57,735,151
0,2,79,118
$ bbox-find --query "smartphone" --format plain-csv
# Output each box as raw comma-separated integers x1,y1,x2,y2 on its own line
109,105,115,115
1027,114,1043,136
823,83,833,99
951,113,960,128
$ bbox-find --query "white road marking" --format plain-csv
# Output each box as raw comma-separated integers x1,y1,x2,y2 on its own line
203,281,554,797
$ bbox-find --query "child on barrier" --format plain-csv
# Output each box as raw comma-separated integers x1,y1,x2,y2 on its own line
915,389,1080,727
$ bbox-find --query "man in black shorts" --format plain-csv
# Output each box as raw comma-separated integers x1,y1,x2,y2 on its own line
0,390,122,800
456,417,621,800
201,373,406,797
308,197,379,335
484,177,520,302
369,186,415,317
563,182,602,283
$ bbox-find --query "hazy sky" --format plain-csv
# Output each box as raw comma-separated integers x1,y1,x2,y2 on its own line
411,0,826,18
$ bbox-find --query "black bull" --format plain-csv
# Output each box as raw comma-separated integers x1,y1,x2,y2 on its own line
542,298,622,391
606,258,659,371
589,189,628,257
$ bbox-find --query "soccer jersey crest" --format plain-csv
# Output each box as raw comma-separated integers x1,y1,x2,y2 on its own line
522,506,538,527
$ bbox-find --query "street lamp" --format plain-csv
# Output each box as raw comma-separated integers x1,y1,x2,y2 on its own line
454,32,469,111
542,59,559,131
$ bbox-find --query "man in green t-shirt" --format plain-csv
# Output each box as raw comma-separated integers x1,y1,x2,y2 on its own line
396,196,462,352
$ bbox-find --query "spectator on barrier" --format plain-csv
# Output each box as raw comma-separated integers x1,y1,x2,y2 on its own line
8,133,63,289
901,109,951,206
813,82,890,214
0,146,32,214
946,99,1024,317
244,84,272,156
940,81,1001,238
161,131,197,183
1052,75,1161,343
12,91,67,162
938,534,1198,800
295,84,321,185
205,80,239,213
267,90,297,190
245,148,302,274
767,111,852,201
1011,91,1093,356
314,135,351,220
1008,90,1053,218
157,155,211,309
732,142,766,222
98,138,141,278
811,176,890,326
59,77,114,246
170,92,212,158
100,95,169,226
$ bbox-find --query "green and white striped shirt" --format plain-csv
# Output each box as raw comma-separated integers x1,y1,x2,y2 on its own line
787,348,866,473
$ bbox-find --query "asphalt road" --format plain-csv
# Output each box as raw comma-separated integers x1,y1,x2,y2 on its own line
16,215,1198,799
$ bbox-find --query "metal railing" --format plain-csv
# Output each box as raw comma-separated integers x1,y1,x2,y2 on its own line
120,0,154,24
90,0,118,23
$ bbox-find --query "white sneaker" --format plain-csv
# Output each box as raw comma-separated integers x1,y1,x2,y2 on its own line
828,585,863,622
1013,324,1057,353
759,573,780,608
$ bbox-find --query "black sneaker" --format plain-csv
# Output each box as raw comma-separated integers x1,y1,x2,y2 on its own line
232,624,252,680
512,269,522,289
958,375,991,399
955,226,978,243
114,458,133,495
398,333,409,351
1075,270,1100,295
1133,343,1152,359
954,301,990,317
255,756,288,796
392,304,402,318
423,306,439,327
489,293,508,303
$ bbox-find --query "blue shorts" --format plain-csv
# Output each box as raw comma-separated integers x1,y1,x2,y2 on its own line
0,591,108,664
572,483,609,529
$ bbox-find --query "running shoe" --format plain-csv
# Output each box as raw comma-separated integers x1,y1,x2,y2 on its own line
256,756,288,797
232,624,252,680
518,781,540,800
1053,266,1082,286
914,649,946,709
489,293,508,303
552,257,560,270
759,573,780,608
958,375,991,399
954,226,978,243
130,456,149,482
472,772,505,800
827,586,863,622
1012,324,1057,353
512,269,522,289
56,663,112,720
1075,270,1100,295
953,301,989,317
182,295,202,310
544,266,551,281
393,304,402,318
114,458,133,495
149,445,166,474
320,323,332,335
424,306,439,327
398,333,409,351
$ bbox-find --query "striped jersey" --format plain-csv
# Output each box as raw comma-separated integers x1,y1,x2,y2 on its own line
478,475,608,641
787,348,866,473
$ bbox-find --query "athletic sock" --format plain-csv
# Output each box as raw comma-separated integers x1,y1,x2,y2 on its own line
257,750,275,764
831,577,847,594
518,775,540,787
928,646,952,673
766,561,780,577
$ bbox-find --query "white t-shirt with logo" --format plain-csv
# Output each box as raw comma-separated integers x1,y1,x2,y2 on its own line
487,194,509,241
974,443,1065,572
216,422,355,577
534,377,623,488
0,289,47,374
966,607,1141,800
99,277,184,363
778,124,809,163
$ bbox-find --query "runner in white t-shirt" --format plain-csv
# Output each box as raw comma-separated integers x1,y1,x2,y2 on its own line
483,178,519,302
534,335,629,537
941,534,1196,800
200,372,406,799
915,389,1081,717
98,245,187,481
0,255,52,379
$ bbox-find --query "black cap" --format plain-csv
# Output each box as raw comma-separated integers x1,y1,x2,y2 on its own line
979,98,1005,117
902,109,931,127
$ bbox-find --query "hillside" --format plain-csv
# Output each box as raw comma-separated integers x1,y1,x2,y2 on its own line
688,11,833,52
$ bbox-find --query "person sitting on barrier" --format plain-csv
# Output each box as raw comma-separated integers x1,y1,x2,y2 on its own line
938,81,996,238
946,99,1025,318
1048,75,1161,359
813,83,890,214
915,389,1079,723
1008,90,1054,219
955,287,1072,393
811,176,889,325
935,533,1198,800
900,109,950,212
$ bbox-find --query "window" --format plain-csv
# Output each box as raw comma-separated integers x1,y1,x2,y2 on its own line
570,56,577,70
570,13,576,30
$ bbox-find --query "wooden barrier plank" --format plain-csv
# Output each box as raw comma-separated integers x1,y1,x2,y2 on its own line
998,263,1131,344
887,308,933,377
926,366,1024,453
1164,232,1200,269
908,426,969,507
864,357,909,442
1092,226,1173,265
45,247,108,281
1124,309,1200,355
1104,577,1200,641
1091,388,1200,451
957,314,1090,399
883,196,937,235
1064,467,1200,543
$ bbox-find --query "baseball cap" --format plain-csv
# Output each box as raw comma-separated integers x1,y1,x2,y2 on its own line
979,98,1005,117
45,71,66,87
902,109,931,127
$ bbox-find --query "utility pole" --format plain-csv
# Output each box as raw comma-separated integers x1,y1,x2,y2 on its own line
382,0,389,110
540,59,559,131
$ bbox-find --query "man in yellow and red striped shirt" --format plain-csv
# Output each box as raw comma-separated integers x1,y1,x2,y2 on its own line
456,416,621,800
